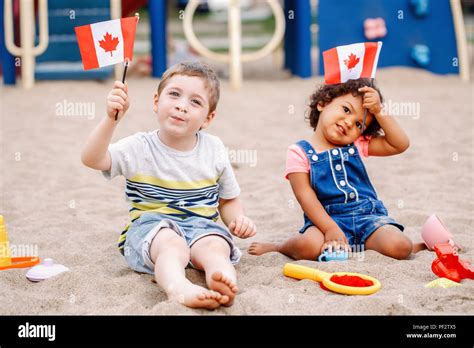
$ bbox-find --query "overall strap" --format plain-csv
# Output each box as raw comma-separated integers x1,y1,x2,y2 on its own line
295,140,318,160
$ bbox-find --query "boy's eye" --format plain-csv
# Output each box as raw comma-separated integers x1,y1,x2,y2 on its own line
343,106,350,114
191,99,202,106
356,121,362,130
169,91,179,97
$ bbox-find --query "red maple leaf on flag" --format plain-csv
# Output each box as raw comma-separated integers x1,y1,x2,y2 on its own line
99,32,119,56
344,53,360,70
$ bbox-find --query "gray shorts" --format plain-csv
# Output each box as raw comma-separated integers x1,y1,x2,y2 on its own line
123,213,242,275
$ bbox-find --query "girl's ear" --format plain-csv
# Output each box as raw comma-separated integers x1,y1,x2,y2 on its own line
317,102,324,112
152,92,159,112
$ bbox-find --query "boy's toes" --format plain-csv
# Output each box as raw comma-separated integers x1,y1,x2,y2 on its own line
209,271,238,306
218,295,230,305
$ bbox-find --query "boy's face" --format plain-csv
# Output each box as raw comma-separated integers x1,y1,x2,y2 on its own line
153,75,215,138
317,93,373,145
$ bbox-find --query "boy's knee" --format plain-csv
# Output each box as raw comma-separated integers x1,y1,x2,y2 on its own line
192,236,230,257
150,229,188,259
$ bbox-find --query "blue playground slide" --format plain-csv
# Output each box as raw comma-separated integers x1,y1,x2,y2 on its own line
35,0,113,80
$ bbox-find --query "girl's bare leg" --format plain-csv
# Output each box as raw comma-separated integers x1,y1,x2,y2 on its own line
248,226,325,261
364,225,413,260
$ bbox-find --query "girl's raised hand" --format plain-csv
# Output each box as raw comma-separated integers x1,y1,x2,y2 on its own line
106,80,130,120
359,86,382,116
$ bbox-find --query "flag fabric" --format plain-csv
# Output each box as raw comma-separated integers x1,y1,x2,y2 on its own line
75,17,138,70
322,42,382,84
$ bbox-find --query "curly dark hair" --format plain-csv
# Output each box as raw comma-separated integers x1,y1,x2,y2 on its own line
306,78,383,137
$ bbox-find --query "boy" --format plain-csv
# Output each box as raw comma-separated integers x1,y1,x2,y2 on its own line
82,61,256,309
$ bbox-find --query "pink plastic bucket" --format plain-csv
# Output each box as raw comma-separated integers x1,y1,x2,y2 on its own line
421,214,455,250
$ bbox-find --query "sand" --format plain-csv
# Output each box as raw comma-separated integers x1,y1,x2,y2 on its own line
0,65,473,315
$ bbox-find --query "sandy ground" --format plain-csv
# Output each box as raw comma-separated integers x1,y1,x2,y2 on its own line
0,65,473,315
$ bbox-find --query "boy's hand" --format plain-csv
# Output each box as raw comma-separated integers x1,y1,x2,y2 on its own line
107,81,130,120
321,228,349,254
359,86,382,116
229,215,256,239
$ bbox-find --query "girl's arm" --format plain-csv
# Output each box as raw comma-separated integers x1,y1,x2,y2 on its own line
219,197,256,239
288,172,348,250
359,86,410,157
81,81,129,170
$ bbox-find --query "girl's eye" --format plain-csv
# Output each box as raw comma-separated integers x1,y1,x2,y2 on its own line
191,99,202,106
343,106,350,114
356,122,362,129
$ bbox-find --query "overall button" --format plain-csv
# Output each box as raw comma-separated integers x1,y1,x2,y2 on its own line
312,155,318,161
348,148,355,155
332,149,339,155
349,192,356,199
339,180,346,187
335,164,342,171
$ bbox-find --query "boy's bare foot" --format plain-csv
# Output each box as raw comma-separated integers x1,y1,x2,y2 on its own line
248,242,280,256
209,271,238,307
169,283,222,310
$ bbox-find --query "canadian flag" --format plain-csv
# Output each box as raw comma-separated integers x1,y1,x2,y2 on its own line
75,17,138,70
323,42,382,84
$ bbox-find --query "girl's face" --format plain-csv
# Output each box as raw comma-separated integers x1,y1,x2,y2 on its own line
317,93,373,145
153,75,215,138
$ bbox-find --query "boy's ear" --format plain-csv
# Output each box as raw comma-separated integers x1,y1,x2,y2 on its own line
200,110,216,130
152,92,159,112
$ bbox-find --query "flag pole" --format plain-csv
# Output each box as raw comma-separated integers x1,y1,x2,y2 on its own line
361,77,374,134
115,59,129,121
114,13,138,121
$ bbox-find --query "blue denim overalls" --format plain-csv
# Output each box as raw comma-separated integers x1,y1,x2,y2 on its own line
297,140,404,246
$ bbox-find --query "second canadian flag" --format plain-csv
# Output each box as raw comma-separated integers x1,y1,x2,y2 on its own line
75,16,138,70
323,42,383,84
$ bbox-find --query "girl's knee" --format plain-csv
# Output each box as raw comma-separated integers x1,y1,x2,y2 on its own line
392,237,413,260
294,238,322,261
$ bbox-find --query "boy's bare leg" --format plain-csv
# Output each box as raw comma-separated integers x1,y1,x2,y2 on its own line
190,235,238,306
248,226,325,261
150,228,222,309
364,225,413,260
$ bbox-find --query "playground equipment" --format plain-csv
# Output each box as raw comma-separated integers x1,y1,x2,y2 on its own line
318,0,469,80
2,0,469,86
182,0,285,89
4,0,49,89
1,0,147,87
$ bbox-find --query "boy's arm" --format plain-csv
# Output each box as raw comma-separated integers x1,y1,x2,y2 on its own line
219,197,256,239
288,172,348,251
81,117,116,170
81,81,129,170
359,86,410,156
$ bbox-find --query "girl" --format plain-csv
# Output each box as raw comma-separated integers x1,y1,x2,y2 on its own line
249,78,420,261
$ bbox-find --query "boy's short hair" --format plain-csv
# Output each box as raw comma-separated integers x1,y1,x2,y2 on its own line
307,78,383,137
157,61,220,113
